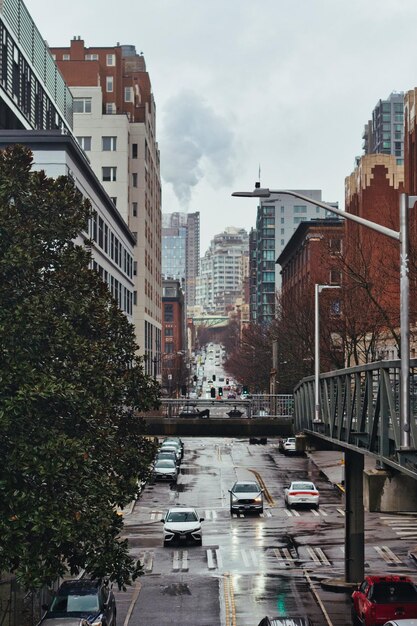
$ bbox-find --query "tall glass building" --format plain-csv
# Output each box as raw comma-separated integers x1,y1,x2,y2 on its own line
362,92,404,165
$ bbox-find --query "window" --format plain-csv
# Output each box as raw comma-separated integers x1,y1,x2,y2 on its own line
125,86,133,102
85,53,98,60
165,327,174,336
106,102,116,114
132,143,138,158
132,202,138,216
73,98,92,113
102,167,117,182
329,238,342,254
102,136,117,151
293,205,307,214
76,136,91,151
106,53,116,66
132,173,138,187
164,304,174,322
110,197,117,206
62,54,70,61
106,76,114,92
330,269,341,285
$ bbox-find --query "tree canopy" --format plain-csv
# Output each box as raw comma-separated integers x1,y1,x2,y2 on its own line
0,145,159,589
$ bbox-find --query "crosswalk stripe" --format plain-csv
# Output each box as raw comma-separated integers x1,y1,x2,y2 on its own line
241,550,250,567
284,509,293,517
316,547,330,565
307,546,321,564
374,545,402,564
337,508,345,516
250,549,258,566
207,549,216,570
215,548,223,569
312,509,320,516
319,509,328,517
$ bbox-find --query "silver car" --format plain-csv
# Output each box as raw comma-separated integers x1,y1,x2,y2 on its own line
153,458,178,482
229,480,264,515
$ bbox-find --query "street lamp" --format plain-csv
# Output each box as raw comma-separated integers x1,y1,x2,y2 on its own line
315,284,341,422
232,187,417,450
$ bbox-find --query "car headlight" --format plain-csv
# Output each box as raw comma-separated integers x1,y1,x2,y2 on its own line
254,496,262,503
89,617,104,626
165,527,175,533
190,526,201,533
231,494,238,501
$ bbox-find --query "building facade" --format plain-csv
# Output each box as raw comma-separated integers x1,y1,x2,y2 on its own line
196,227,249,315
0,130,136,319
250,191,336,324
362,92,404,164
50,38,162,375
162,211,200,310
0,0,73,132
162,278,185,356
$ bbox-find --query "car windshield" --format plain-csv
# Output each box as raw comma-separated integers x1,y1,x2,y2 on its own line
50,591,99,614
371,581,417,603
156,460,175,467
166,511,198,522
233,483,259,493
291,483,316,490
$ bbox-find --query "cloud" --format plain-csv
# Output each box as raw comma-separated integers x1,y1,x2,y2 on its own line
160,90,237,206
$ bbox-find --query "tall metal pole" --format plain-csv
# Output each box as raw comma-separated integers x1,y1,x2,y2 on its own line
314,285,320,422
400,193,411,449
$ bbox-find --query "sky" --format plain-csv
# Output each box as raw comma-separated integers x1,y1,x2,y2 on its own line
26,0,417,252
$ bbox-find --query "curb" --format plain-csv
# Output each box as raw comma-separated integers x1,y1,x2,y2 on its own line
320,577,358,593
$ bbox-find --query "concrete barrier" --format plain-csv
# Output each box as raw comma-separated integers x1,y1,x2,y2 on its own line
141,416,294,438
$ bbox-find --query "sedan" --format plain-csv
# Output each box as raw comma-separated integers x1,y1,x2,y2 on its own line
40,579,116,626
284,481,319,509
161,507,204,546
153,458,178,482
229,480,264,515
258,618,313,626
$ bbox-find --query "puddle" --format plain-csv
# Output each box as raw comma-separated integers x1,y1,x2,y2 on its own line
161,583,192,596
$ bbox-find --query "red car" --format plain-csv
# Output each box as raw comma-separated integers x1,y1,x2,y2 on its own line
351,575,417,625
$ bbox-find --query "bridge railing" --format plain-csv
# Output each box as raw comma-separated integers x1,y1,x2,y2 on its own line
293,359,417,477
156,395,294,419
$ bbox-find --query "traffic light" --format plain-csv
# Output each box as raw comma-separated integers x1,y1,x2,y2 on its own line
212,374,216,381
193,375,197,382
242,385,248,395
210,387,216,398
218,387,223,396
226,378,229,385
181,385,187,396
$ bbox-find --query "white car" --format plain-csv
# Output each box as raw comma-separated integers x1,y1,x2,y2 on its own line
383,621,417,626
283,437,296,454
284,481,319,509
229,480,264,515
160,442,181,462
161,507,204,546
153,459,178,482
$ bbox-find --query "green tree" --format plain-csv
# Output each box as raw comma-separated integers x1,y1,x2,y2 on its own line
0,145,159,589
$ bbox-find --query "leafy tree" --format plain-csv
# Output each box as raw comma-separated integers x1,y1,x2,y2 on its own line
224,322,272,392
0,145,159,590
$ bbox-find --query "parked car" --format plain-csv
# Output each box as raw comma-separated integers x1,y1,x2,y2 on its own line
159,442,182,462
163,436,184,456
39,579,116,626
229,480,264,515
283,437,296,454
257,618,313,626
351,575,417,626
152,458,178,482
284,481,319,509
156,450,179,467
383,621,417,625
161,507,204,546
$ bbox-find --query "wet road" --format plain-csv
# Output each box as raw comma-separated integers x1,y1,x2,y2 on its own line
116,437,417,626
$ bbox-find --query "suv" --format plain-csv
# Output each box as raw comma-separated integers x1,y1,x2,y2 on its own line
40,579,116,626
161,507,204,545
283,437,296,454
229,480,264,515
351,575,417,625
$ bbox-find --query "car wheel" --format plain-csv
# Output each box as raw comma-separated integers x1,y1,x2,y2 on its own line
196,539,202,546
163,540,169,547
259,508,264,515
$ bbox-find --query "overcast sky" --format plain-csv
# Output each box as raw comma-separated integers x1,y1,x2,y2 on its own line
27,0,417,252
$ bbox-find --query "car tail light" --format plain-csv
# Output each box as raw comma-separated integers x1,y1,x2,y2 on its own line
289,491,318,496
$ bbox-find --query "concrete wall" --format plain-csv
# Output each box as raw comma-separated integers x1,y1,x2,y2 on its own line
364,468,417,512
141,417,293,438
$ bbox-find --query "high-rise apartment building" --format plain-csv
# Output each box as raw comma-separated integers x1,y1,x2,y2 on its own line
362,92,404,164
162,211,200,310
250,191,336,324
196,227,249,315
50,38,162,375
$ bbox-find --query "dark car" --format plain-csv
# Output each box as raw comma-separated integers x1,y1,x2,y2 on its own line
351,575,417,625
156,450,180,467
257,618,312,626
40,578,116,626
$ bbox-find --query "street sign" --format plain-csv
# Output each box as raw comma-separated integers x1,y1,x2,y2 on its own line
168,374,172,380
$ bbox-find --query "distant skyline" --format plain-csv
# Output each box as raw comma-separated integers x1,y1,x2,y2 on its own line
26,0,417,251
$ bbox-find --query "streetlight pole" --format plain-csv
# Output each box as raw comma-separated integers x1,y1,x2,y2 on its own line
315,284,341,423
232,187,417,450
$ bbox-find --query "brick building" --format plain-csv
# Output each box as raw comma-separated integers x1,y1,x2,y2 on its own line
50,38,162,375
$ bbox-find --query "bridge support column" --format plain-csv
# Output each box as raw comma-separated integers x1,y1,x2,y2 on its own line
345,450,364,583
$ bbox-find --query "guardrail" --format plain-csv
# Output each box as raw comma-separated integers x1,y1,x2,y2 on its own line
156,394,294,420
293,359,417,479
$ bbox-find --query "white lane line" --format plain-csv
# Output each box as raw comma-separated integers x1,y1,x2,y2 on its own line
173,551,180,571
340,546,345,554
284,509,293,517
316,547,331,566
337,508,345,516
241,550,250,567
181,550,189,571
212,510,218,520
250,549,258,566
292,509,301,517
206,549,216,570
382,546,402,564
319,509,328,517
215,548,223,569
307,546,321,564
312,509,320,516
397,530,417,536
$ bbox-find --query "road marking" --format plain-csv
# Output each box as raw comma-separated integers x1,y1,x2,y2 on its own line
337,508,345,516
315,547,331,566
374,545,402,564
150,510,163,521
123,581,142,626
140,551,154,572
292,509,300,516
261,509,272,517
173,550,180,571
181,550,189,571
307,546,330,566
312,508,320,516
319,509,328,517
223,573,237,626
207,549,216,570
248,468,275,505
284,508,293,517
241,549,250,567
273,547,297,566
250,549,258,566
216,548,223,569
205,509,218,520
303,569,334,626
